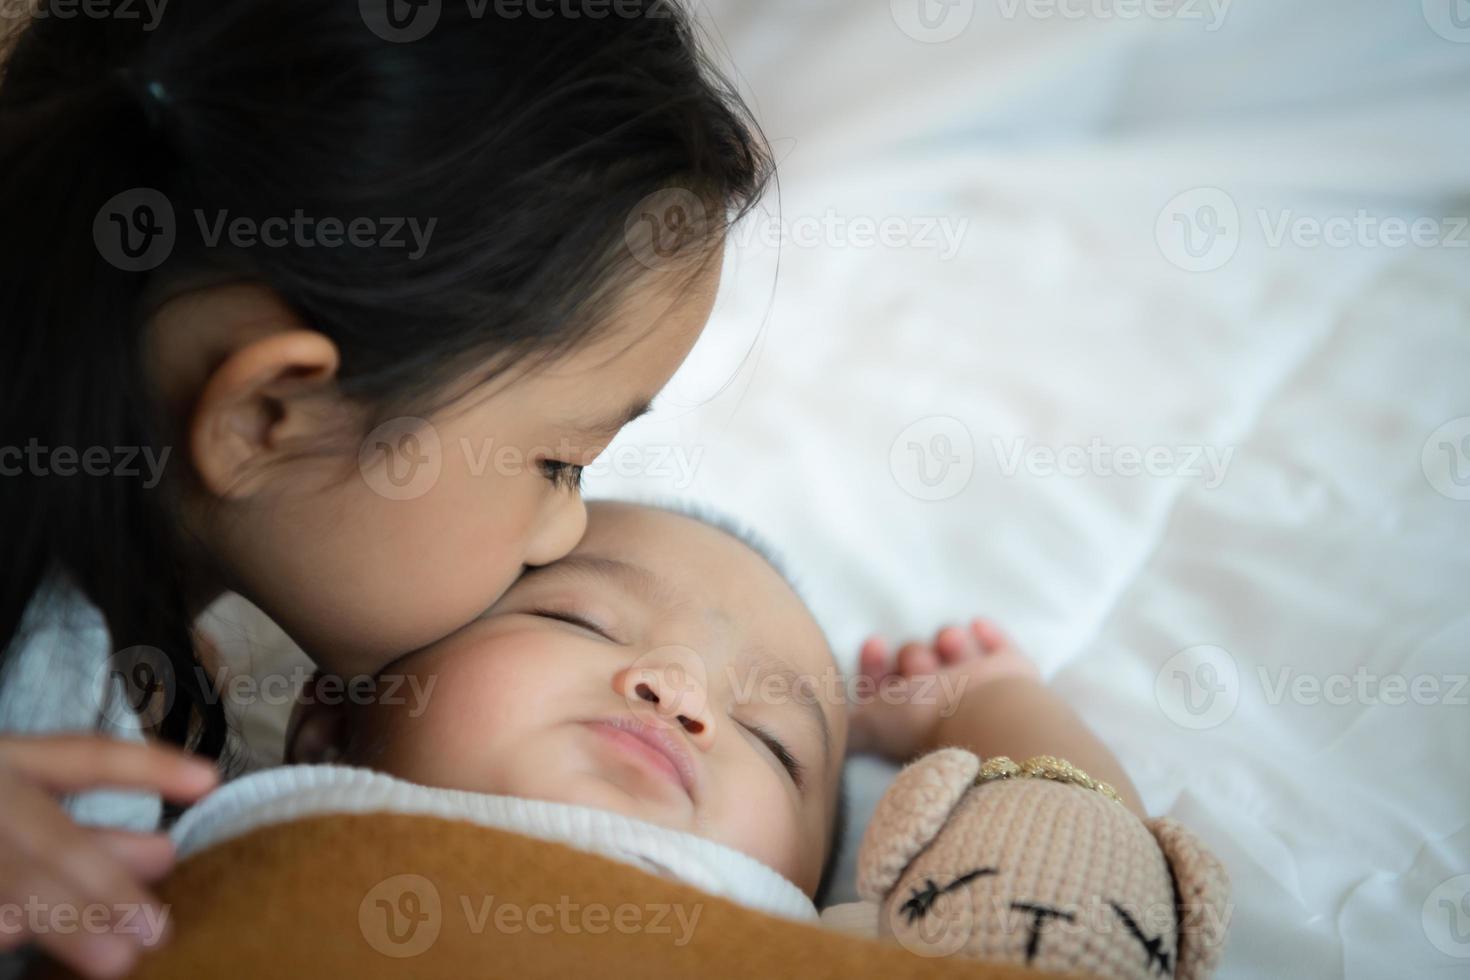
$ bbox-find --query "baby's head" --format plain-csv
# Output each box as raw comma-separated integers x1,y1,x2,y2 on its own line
289,501,848,899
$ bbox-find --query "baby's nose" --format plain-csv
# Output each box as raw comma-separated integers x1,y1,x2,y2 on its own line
612,648,716,750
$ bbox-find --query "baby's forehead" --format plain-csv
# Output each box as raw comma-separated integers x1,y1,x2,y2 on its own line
579,502,808,609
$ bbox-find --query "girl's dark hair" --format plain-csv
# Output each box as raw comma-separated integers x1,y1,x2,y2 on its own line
0,0,770,757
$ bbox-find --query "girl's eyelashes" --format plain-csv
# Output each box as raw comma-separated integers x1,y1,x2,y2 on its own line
538,459,584,492
529,607,617,642
740,720,805,790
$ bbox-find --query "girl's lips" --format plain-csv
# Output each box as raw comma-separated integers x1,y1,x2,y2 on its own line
583,717,698,802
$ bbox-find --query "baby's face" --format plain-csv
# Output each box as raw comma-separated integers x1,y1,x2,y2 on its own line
337,501,847,894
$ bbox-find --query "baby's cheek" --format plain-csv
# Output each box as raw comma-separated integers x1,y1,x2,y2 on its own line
361,643,550,775
710,768,805,881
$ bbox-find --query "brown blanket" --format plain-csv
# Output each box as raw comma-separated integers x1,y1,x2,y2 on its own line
37,812,1076,979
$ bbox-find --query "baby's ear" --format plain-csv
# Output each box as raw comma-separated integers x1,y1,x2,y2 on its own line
856,748,981,902
284,672,352,765
1147,817,1231,980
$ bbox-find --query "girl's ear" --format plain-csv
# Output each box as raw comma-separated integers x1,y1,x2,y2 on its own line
189,327,341,500
857,748,981,901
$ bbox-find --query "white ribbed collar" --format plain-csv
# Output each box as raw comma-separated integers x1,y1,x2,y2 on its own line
172,764,816,922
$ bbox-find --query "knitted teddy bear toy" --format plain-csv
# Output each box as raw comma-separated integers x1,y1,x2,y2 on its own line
835,749,1231,979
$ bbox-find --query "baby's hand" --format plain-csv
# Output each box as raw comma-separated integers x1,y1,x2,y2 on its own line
847,618,1040,763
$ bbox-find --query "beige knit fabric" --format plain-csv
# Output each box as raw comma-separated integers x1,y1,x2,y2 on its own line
858,749,1230,980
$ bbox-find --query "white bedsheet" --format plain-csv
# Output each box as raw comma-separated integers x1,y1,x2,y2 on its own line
207,2,1470,976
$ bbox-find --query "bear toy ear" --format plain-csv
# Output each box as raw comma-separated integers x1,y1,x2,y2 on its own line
857,748,982,902
1147,817,1231,980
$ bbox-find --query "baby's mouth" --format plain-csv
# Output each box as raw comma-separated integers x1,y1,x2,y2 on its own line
581,717,699,804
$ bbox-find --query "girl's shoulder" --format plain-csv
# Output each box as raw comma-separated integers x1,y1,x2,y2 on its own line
0,570,161,830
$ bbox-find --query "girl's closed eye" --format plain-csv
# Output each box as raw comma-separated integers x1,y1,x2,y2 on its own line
740,720,805,790
538,459,584,492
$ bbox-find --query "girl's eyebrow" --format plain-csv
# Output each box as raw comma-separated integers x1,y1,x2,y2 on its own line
563,397,654,438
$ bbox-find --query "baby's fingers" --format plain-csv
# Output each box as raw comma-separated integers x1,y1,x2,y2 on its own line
0,735,217,801
895,641,938,677
971,617,1010,652
858,636,891,681
933,624,974,664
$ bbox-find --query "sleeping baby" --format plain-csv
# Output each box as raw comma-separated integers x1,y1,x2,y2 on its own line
169,500,1145,923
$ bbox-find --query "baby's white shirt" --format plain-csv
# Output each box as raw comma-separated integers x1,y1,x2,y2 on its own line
171,764,818,922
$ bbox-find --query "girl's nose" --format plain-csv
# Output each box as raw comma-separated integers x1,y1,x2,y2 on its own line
612,647,716,750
